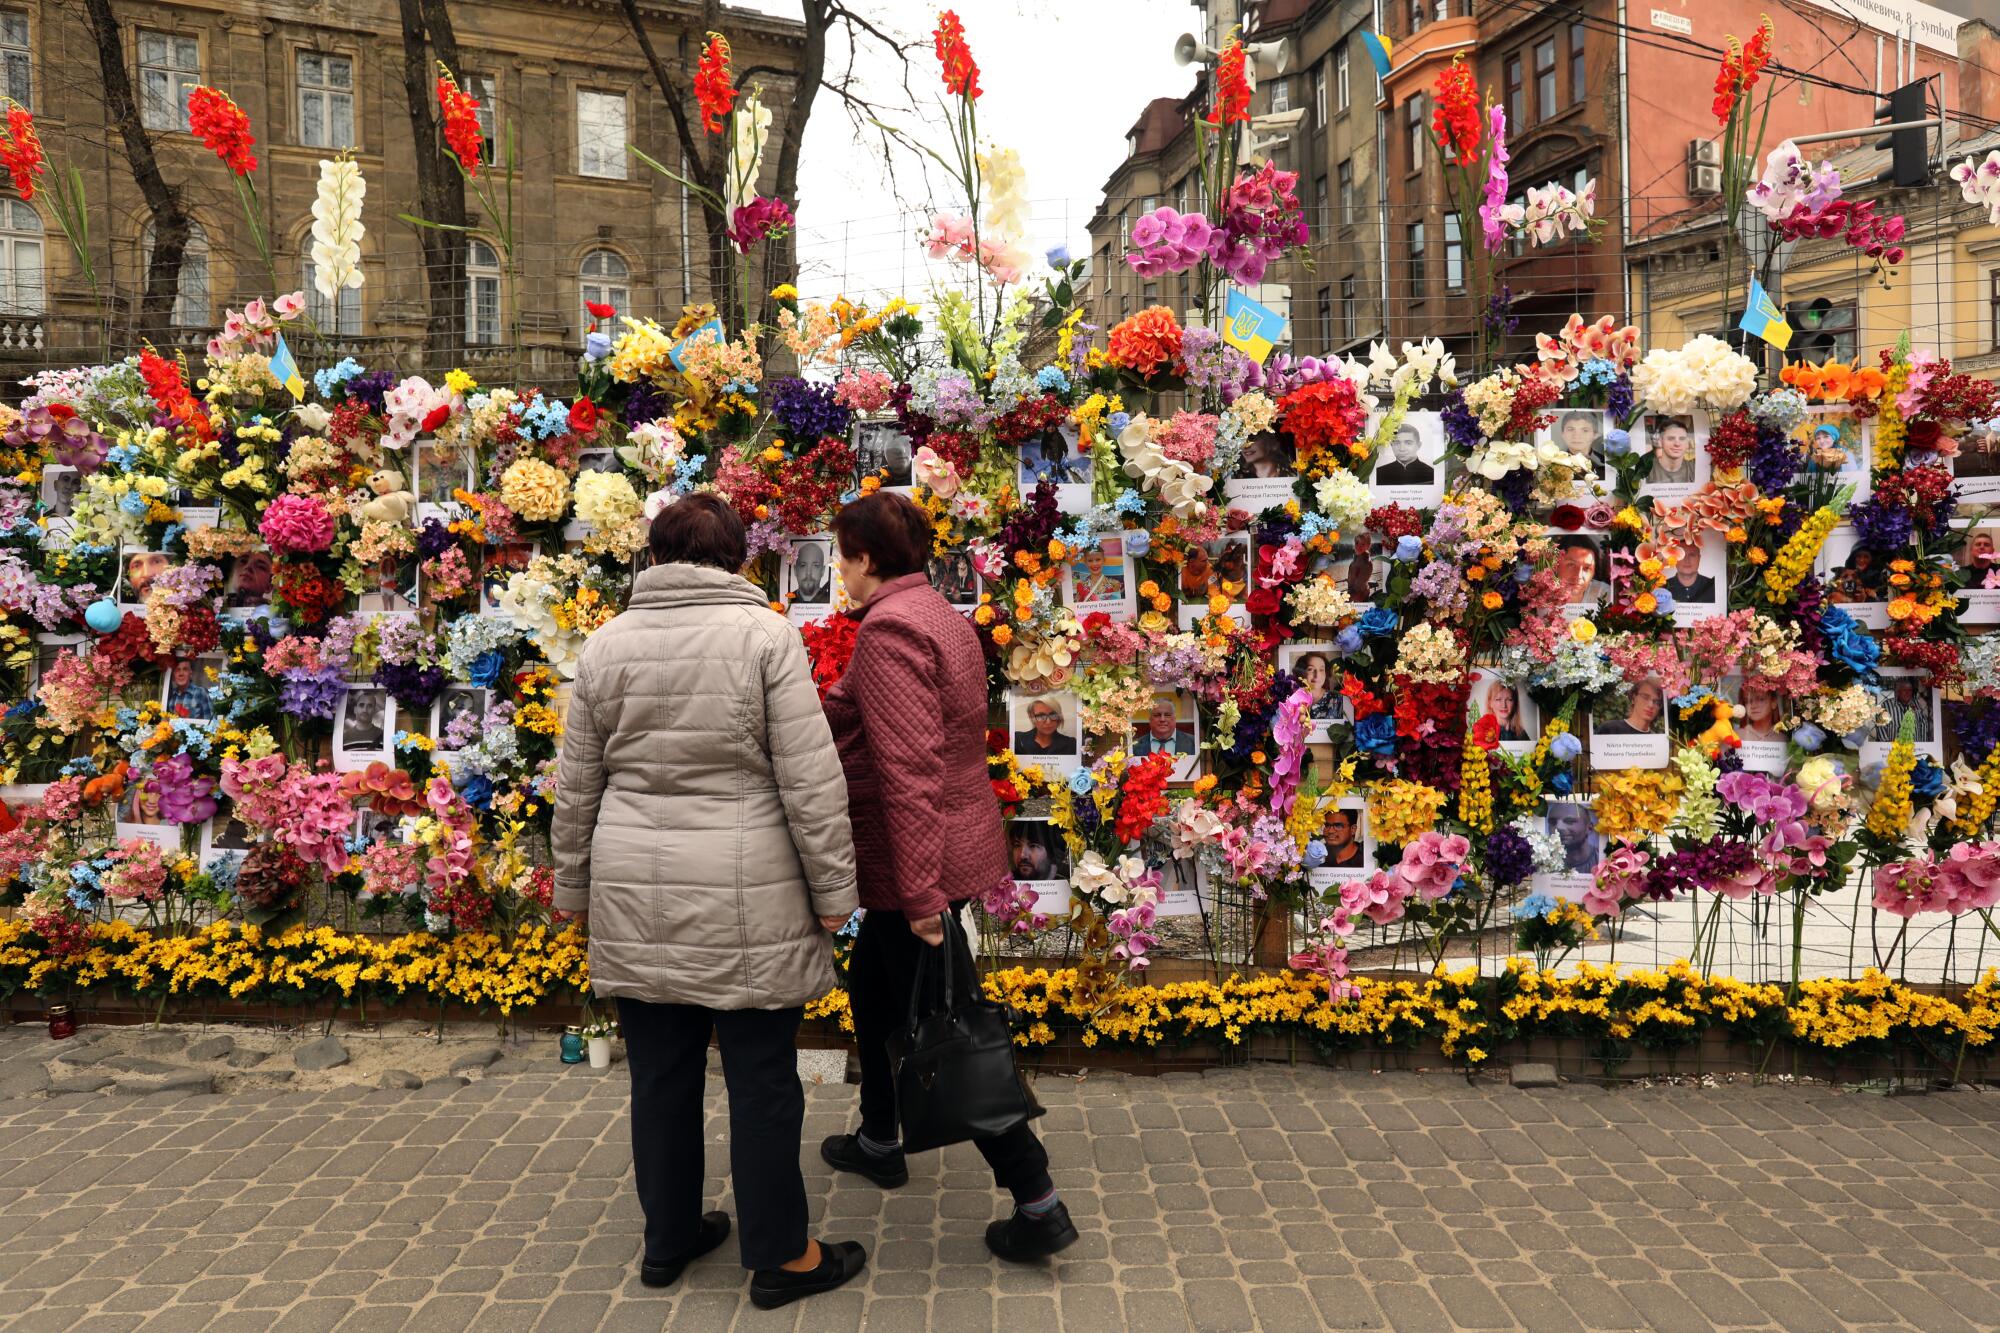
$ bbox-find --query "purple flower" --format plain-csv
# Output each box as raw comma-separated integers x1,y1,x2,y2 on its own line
417,518,456,559
1747,424,1799,495
152,751,218,824
1484,826,1535,887
278,665,347,721
1846,497,1913,552
766,377,853,443
374,660,446,714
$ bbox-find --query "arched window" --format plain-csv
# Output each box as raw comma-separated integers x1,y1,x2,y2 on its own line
579,248,629,333
302,255,361,335
0,198,43,315
466,239,500,345
140,219,210,328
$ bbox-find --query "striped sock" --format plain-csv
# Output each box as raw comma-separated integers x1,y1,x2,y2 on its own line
856,1130,901,1158
1019,1189,1060,1217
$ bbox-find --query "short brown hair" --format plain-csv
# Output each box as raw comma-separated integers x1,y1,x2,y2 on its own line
831,491,930,579
648,493,747,571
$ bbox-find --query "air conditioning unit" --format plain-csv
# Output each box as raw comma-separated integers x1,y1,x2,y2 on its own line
1688,139,1722,167
1688,163,1722,196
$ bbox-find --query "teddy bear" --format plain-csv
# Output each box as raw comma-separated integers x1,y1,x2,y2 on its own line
359,468,416,526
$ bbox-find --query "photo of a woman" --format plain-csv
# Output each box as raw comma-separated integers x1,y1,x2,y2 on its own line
1478,679,1528,742
1738,681,1782,743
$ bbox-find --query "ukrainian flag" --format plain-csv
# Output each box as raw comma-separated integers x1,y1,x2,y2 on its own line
269,332,306,400
1737,277,1792,351
1360,31,1394,79
1222,288,1287,365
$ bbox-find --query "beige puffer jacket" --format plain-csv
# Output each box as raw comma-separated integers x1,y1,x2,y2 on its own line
552,562,858,1010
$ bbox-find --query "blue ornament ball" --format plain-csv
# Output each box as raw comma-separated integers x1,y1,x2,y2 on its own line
84,599,123,634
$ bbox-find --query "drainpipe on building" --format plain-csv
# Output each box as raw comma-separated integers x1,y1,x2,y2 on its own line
1617,0,1633,323
1375,0,1390,344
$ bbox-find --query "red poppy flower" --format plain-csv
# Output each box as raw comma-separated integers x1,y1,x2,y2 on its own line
569,398,600,434
420,404,451,433
585,300,616,321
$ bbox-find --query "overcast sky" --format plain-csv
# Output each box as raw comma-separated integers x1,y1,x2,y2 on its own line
737,0,1196,304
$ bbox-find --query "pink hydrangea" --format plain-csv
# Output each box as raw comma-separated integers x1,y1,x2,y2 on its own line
258,493,335,555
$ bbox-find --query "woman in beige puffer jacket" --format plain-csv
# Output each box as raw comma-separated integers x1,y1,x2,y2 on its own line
553,493,867,1310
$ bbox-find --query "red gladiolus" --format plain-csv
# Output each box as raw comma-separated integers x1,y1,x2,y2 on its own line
436,68,484,178
933,10,981,100
694,32,737,133
1430,55,1482,164
1206,37,1250,127
568,397,599,433
1713,14,1774,125
585,299,616,320
0,101,42,201
186,86,257,175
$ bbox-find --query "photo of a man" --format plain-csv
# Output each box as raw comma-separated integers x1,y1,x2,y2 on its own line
854,422,915,487
1874,677,1933,743
1373,423,1435,486
225,550,273,608
1013,696,1079,757
1019,428,1084,485
1959,422,2000,479
416,443,471,504
1552,536,1610,605
1552,410,1604,470
122,551,171,602
1130,694,1196,758
1007,820,1070,882
1830,544,1887,603
339,688,389,756
1666,545,1715,604
1596,678,1666,736
1322,807,1365,869
790,540,831,605
40,465,80,519
163,659,213,720
1644,415,1697,485
1547,802,1601,875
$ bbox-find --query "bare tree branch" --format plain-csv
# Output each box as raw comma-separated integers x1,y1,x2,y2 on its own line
395,0,469,363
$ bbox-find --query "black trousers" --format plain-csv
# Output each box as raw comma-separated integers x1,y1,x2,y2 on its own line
617,998,808,1271
846,908,1054,1205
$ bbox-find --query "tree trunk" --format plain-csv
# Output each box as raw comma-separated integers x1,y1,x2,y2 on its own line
396,0,470,366
80,0,189,342
757,0,827,332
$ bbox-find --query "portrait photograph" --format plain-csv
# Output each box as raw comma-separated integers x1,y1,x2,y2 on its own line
1128,691,1200,783
1637,412,1709,497
1862,670,1943,767
1956,520,2000,624
415,440,473,506
1369,411,1447,507
1467,668,1536,752
1278,643,1346,741
356,561,419,614
1538,408,1610,480
1664,531,1726,626
224,549,274,609
1549,534,1610,608
1310,802,1373,887
1063,537,1133,618
1019,425,1086,487
1794,408,1870,496
854,420,915,488
927,550,979,607
335,685,394,766
1723,674,1788,775
1542,799,1603,882
1954,417,2000,500
119,550,174,606
1817,526,1888,628
1140,815,1204,917
1590,676,1670,770
39,464,80,520
784,537,835,625
1005,817,1073,914
116,774,167,828
1223,430,1298,512
1008,690,1083,772
161,657,218,721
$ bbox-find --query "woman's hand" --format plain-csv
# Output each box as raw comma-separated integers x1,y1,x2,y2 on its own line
910,914,946,947
818,915,849,932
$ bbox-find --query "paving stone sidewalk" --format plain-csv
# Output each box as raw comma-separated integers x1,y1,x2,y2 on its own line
1,1023,1998,1332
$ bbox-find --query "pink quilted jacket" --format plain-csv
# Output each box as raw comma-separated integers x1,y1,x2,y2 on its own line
823,573,1009,918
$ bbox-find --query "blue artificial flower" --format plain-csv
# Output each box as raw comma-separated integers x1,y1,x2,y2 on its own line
1358,607,1399,638
1046,244,1072,267
1550,732,1583,762
1301,839,1327,870
1604,428,1631,457
118,491,147,516
1393,536,1423,563
1113,488,1145,516
457,773,496,810
1820,606,1881,678
1790,721,1826,752
1333,626,1364,656
1513,891,1557,920
1067,767,1096,796
1108,412,1131,434
315,358,365,399
1035,366,1071,394
585,331,611,360
1911,755,1947,800
1549,770,1574,795
467,650,505,688
1651,588,1676,616
105,444,140,471
1355,713,1397,756
1124,529,1151,558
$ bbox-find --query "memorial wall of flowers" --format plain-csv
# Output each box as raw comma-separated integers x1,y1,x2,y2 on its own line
0,14,1998,1064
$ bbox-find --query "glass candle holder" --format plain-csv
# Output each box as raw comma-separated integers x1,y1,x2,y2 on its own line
46,1004,76,1040
559,1025,585,1064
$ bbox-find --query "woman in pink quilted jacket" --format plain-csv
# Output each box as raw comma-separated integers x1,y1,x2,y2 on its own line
818,492,1078,1261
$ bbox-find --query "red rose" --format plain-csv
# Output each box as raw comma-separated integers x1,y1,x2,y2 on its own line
585,300,616,320
1081,611,1110,634
569,398,600,434
1245,586,1282,618
1906,419,1941,450
1549,504,1585,532
420,404,451,433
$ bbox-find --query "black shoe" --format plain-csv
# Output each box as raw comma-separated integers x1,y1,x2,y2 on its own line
749,1239,867,1310
985,1201,1079,1262
639,1211,730,1288
819,1132,909,1189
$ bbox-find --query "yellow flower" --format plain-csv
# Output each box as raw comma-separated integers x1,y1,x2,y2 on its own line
1570,619,1597,644
1481,590,1503,610
444,369,478,395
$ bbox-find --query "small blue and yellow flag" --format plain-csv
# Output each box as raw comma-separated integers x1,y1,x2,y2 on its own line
668,318,726,371
1221,288,1287,364
1359,31,1394,79
268,331,306,400
1737,277,1792,351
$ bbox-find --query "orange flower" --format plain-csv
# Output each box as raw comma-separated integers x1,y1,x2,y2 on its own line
694,33,736,133
1107,305,1185,377
0,100,43,201
1206,37,1250,127
186,86,257,176
933,10,981,100
435,66,484,178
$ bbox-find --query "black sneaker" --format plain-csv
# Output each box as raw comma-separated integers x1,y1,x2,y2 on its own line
639,1210,730,1288
749,1239,867,1310
985,1201,1079,1262
819,1132,909,1189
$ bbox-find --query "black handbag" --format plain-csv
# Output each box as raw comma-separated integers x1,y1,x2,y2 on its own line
886,913,1045,1153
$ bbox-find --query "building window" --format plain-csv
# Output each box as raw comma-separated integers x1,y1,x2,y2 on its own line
302,258,361,334
1404,96,1425,174
296,52,355,150
1407,221,1425,301
576,90,627,179
139,32,200,132
466,238,501,344
1337,159,1354,227
1316,285,1331,346
1409,1,1425,34
1312,64,1327,126
1314,174,1329,232
1992,270,2000,349
1505,55,1524,127
1,11,30,108
1444,214,1464,291
1340,274,1357,342
140,220,209,328
466,75,498,164
580,248,630,331
1269,77,1289,114
0,197,41,315
1174,178,1188,214
1535,38,1557,121
1335,45,1349,111
1569,22,1587,105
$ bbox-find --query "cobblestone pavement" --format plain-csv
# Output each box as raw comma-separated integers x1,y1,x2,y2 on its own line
2,1024,1999,1332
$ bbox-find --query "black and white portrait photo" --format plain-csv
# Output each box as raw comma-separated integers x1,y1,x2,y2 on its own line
39,464,80,519
789,538,832,606
854,421,914,488
335,686,393,765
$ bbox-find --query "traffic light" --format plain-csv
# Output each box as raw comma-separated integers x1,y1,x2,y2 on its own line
1786,298,1849,361
1874,80,1929,187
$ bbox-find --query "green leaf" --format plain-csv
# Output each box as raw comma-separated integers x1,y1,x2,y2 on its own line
1054,281,1073,306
